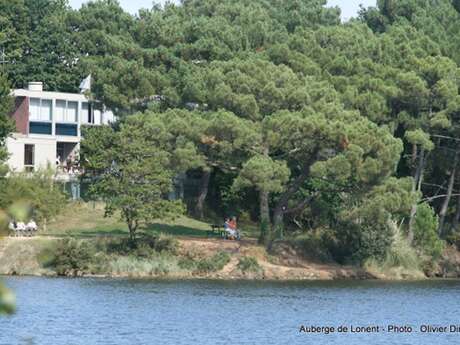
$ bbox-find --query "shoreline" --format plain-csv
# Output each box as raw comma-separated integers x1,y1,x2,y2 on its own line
0,236,454,281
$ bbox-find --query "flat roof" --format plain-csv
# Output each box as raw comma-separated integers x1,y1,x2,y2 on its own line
13,89,88,102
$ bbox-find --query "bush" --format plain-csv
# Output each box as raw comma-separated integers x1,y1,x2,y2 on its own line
237,256,262,274
108,253,181,277
195,251,231,273
178,257,196,270
324,221,393,264
414,203,444,259
153,234,179,254
0,171,67,224
48,239,96,276
289,230,332,262
353,222,393,263
106,234,179,257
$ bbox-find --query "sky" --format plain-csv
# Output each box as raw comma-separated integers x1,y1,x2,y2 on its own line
69,0,378,20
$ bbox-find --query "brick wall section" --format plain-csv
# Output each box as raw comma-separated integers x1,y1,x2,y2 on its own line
10,96,29,134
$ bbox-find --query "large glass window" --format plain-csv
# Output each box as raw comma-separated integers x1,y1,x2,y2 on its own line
29,98,52,121
67,101,78,122
56,100,78,123
24,144,35,172
55,100,66,122
40,99,52,121
29,98,41,120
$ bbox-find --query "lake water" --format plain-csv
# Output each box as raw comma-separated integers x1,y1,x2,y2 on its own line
1,277,460,345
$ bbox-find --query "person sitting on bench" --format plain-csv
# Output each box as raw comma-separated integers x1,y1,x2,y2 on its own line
8,220,17,232
224,218,236,238
225,216,240,240
26,219,37,232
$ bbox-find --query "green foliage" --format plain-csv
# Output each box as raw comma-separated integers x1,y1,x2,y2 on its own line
0,283,15,315
0,171,67,223
0,73,14,173
48,239,96,276
237,256,263,274
103,234,179,256
195,252,231,273
289,231,332,263
322,177,417,263
413,203,444,259
364,221,426,279
233,155,290,194
150,234,179,255
405,129,434,151
4,0,460,269
43,235,180,276
81,118,185,240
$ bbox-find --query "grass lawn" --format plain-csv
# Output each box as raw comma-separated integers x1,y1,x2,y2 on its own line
42,202,259,239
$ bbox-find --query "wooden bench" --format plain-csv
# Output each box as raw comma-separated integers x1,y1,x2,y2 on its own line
207,224,226,238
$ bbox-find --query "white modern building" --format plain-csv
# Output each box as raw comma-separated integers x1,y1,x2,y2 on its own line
6,81,114,178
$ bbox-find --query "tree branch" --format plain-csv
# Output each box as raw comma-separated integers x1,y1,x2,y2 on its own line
283,194,317,215
422,194,460,203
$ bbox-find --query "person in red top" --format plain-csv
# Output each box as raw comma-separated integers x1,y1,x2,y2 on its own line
228,216,240,240
228,217,237,231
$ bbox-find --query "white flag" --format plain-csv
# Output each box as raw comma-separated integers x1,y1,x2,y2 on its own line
79,74,91,93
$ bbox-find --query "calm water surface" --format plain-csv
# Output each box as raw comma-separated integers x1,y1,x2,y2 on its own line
1,277,460,345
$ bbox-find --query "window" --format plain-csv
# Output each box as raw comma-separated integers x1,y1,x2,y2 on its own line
67,101,78,122
29,98,40,120
24,144,35,172
55,100,66,122
29,98,52,121
56,100,78,123
29,122,52,134
41,99,52,121
81,102,93,124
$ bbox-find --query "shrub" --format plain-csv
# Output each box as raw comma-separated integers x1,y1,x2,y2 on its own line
324,221,393,264
48,239,96,276
353,222,393,263
153,234,179,254
414,203,444,259
196,251,231,273
105,234,179,257
237,256,262,274
0,171,67,224
178,257,196,270
385,228,421,269
108,253,181,277
289,230,332,262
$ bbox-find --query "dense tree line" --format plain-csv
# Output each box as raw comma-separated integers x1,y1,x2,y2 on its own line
2,0,460,264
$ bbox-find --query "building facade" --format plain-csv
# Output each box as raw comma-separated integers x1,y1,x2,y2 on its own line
6,82,114,178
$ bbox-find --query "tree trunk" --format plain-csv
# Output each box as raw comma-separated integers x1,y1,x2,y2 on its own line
271,148,319,241
438,153,458,237
412,143,417,165
273,206,284,240
127,217,137,242
195,168,211,219
408,147,425,243
453,195,460,230
258,189,271,246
